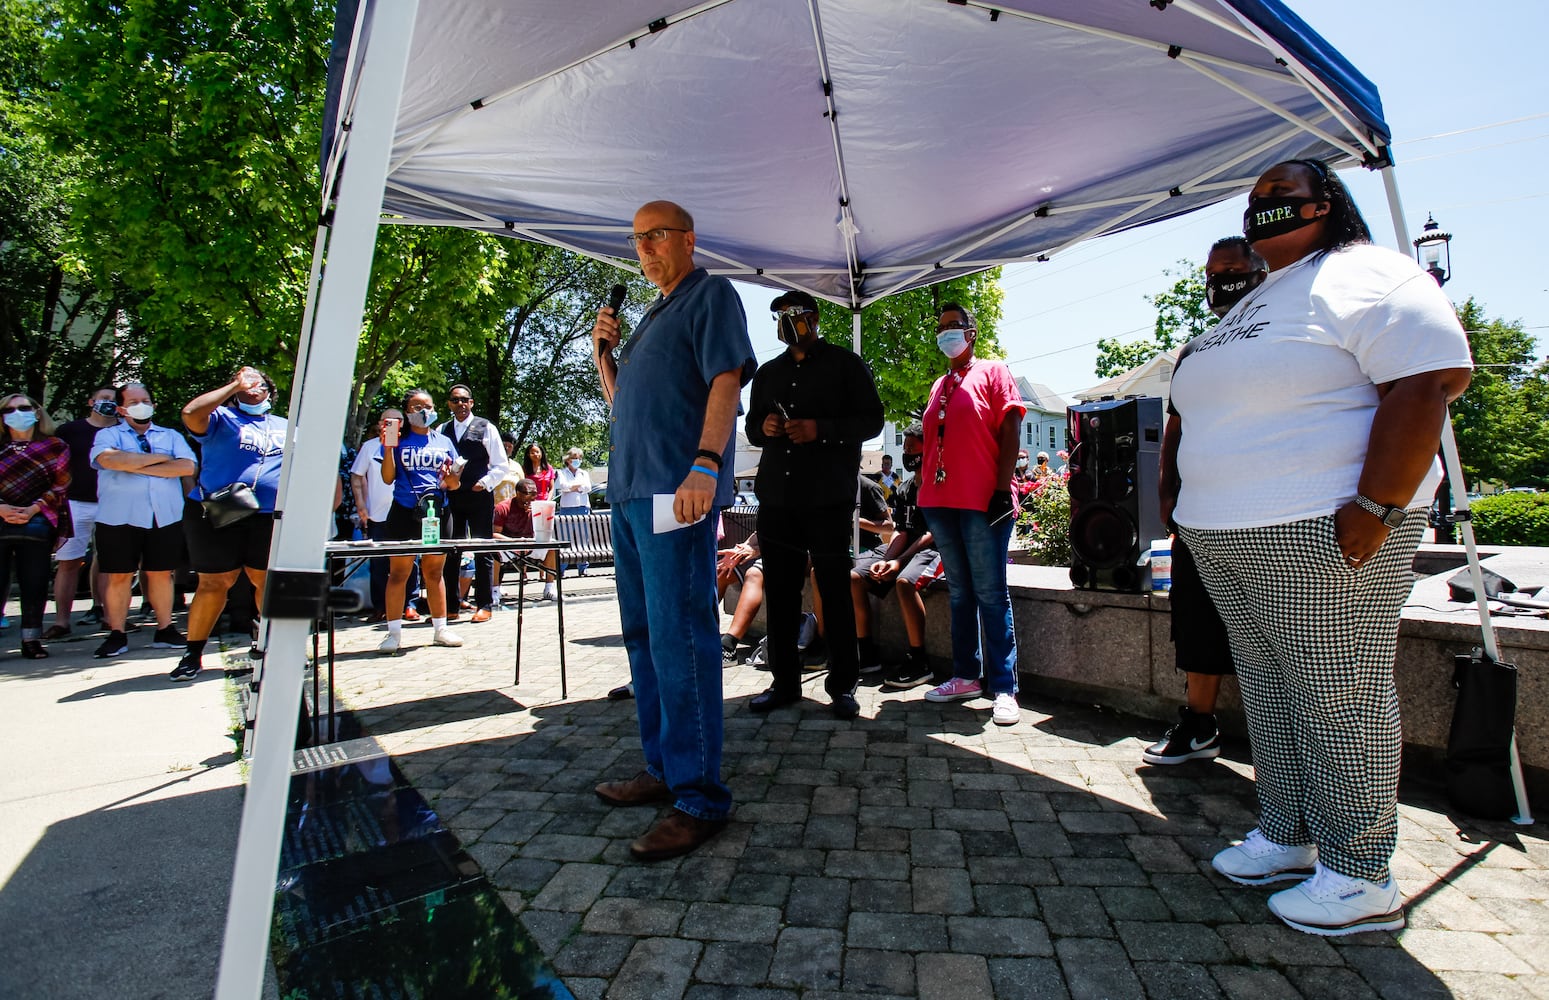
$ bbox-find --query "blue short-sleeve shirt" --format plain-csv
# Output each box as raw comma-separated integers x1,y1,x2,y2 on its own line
608,267,757,506
391,430,457,508
192,407,287,512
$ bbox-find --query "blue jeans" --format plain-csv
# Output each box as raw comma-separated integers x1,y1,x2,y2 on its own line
557,505,590,575
611,499,731,820
921,506,1018,696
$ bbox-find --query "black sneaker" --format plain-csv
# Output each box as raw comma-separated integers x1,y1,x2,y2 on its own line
883,651,932,690
721,633,741,663
94,631,129,658
169,652,201,683
150,625,184,649
1142,707,1221,765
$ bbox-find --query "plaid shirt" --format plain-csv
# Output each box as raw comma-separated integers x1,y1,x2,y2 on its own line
0,436,72,532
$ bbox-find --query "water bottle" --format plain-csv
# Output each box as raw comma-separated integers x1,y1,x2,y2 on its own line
421,498,441,546
1150,537,1172,592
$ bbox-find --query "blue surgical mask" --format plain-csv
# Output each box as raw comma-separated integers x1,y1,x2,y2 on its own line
238,399,271,416
408,408,437,428
567,459,580,469
3,409,38,431
936,330,969,359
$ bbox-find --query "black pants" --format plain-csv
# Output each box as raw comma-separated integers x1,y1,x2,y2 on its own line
757,502,859,698
441,489,494,610
1,535,54,633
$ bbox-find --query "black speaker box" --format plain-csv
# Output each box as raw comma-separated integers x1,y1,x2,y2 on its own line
1066,397,1164,593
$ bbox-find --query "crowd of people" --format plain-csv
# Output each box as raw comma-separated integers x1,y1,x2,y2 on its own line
586,174,1472,946
12,164,1473,937
5,367,597,670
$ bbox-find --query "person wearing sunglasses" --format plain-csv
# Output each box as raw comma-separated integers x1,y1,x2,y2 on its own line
433,384,508,624
589,200,756,862
0,392,72,659
174,366,287,682
88,382,197,658
743,289,884,720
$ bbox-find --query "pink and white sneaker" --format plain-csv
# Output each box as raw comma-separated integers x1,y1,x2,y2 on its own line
924,677,982,702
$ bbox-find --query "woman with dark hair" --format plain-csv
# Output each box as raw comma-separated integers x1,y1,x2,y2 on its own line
523,442,555,501
0,392,71,658
377,389,464,654
176,366,286,681
1171,159,1472,936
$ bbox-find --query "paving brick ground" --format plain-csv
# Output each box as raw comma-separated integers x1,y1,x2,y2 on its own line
328,575,1549,999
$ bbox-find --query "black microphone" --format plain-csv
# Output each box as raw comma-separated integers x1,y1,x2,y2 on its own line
599,283,627,361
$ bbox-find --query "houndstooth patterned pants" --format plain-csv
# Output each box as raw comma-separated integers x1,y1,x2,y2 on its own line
1179,512,1424,882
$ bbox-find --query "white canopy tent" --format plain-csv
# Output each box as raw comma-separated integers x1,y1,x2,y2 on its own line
215,3,1525,996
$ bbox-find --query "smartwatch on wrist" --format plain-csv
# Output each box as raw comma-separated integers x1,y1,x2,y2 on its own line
1354,495,1407,529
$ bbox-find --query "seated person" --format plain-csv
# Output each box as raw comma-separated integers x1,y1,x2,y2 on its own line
492,478,559,602
717,532,764,662
808,473,894,670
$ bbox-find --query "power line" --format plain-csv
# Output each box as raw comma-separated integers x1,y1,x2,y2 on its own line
1396,112,1549,145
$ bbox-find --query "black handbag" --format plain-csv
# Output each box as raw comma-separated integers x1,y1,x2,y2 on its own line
203,481,262,529
1445,646,1520,820
0,511,54,543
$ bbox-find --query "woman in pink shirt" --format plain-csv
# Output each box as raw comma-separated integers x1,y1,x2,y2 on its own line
917,304,1026,726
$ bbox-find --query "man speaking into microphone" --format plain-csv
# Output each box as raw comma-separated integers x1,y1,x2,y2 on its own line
590,201,756,862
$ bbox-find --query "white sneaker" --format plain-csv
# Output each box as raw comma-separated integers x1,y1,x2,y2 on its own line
377,632,401,655
1267,863,1405,936
541,582,557,602
1211,828,1317,885
433,627,464,647
991,692,1021,726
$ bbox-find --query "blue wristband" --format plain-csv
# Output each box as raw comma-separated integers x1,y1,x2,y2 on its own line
691,464,719,480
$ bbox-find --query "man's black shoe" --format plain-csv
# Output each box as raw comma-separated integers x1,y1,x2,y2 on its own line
830,692,860,720
169,652,201,682
94,631,129,658
749,687,801,714
883,652,932,690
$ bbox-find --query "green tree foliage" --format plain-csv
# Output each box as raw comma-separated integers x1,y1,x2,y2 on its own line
1093,260,1213,379
1449,298,1547,488
0,0,122,410
1468,492,1549,547
813,270,1004,422
44,0,334,393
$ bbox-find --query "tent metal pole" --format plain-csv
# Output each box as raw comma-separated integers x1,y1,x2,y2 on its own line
1379,164,1531,826
213,3,421,997
853,308,863,555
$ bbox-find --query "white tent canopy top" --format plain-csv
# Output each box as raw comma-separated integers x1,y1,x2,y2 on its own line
322,0,1392,308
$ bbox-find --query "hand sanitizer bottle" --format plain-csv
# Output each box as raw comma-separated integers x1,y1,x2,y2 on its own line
421,498,440,546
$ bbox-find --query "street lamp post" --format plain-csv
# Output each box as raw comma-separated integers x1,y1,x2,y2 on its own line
1415,213,1456,542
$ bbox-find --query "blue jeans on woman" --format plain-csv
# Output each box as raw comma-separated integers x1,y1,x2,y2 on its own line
921,506,1018,696
610,499,731,820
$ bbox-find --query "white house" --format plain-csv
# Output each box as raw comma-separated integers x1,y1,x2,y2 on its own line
1073,347,1181,403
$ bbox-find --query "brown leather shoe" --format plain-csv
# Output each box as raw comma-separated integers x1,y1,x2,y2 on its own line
629,809,727,862
469,608,492,624
595,771,670,807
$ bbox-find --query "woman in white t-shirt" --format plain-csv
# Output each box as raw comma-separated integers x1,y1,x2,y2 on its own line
554,446,593,576
1171,159,1472,938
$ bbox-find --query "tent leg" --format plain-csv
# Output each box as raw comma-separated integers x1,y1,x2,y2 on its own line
852,309,863,556
213,3,420,998
1380,164,1532,827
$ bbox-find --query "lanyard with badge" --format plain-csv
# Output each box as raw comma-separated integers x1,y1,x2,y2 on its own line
932,362,973,485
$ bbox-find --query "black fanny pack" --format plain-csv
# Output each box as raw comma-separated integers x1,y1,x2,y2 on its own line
203,482,262,529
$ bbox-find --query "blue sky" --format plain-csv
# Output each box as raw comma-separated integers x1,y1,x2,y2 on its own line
733,0,1549,409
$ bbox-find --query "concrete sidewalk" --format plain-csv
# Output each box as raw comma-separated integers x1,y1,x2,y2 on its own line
0,612,256,1000
328,576,1549,1000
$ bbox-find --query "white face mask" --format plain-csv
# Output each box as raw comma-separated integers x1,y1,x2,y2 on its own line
408,408,437,428
124,402,155,422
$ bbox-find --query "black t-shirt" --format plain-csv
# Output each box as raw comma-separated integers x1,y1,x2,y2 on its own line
56,418,109,502
858,475,889,550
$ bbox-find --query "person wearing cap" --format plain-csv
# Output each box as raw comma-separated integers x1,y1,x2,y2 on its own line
588,200,757,862
744,288,884,720
435,384,509,624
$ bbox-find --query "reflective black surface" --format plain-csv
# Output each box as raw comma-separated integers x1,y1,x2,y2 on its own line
270,753,572,999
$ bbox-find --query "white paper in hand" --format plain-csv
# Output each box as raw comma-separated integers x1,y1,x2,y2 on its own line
653,493,706,534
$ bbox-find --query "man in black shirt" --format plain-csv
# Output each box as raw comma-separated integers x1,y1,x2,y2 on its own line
744,290,884,718
45,385,120,638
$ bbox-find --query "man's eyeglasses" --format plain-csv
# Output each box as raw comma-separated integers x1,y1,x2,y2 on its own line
936,323,974,334
771,306,815,320
449,396,473,404
626,227,689,247
1,405,35,413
